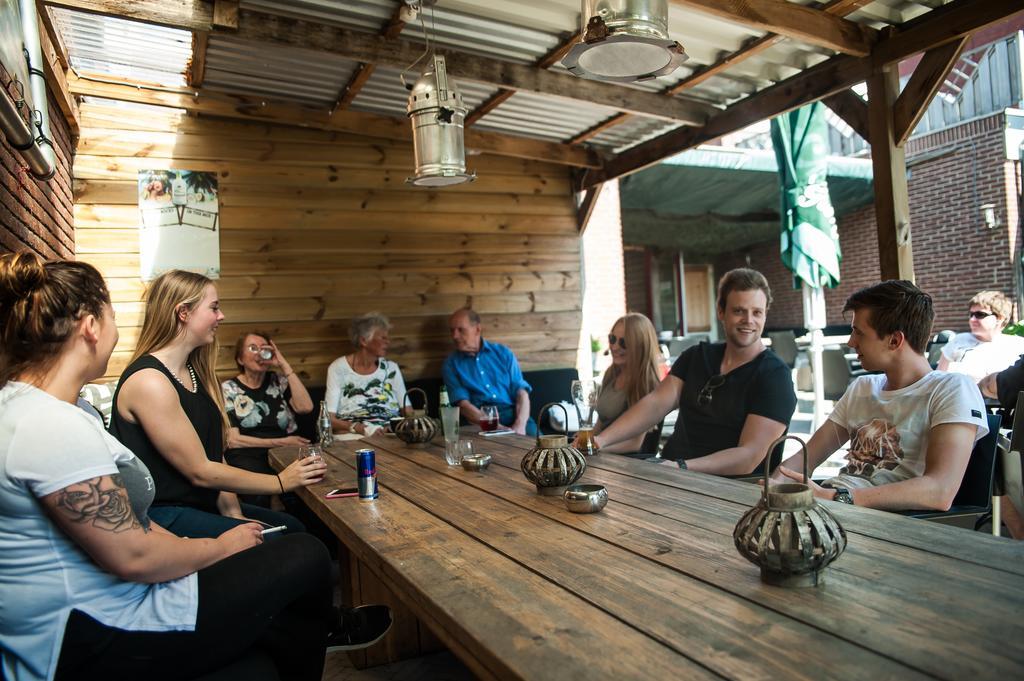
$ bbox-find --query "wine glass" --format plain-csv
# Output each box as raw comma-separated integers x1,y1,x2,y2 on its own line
480,404,499,432
571,379,600,429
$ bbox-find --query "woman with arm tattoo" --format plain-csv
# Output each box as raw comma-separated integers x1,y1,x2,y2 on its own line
0,253,379,681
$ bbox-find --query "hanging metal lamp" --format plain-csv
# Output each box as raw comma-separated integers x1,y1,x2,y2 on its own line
563,0,687,83
406,54,475,187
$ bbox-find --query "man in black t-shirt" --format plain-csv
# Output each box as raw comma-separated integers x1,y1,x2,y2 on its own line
592,268,796,477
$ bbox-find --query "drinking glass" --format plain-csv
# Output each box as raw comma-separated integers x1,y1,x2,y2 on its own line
571,379,600,428
298,443,323,464
456,440,475,464
480,404,500,432
441,405,461,465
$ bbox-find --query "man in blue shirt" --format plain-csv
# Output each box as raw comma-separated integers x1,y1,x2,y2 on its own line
443,308,536,435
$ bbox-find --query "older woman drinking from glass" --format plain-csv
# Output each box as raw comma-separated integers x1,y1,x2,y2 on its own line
222,331,314,507
325,313,408,435
573,313,663,456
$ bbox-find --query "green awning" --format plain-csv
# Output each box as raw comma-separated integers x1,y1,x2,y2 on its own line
620,146,873,257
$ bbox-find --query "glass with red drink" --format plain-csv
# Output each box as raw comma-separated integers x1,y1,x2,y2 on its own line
480,404,499,432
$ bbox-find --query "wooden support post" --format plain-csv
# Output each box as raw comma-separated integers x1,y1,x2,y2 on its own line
892,37,969,146
867,64,914,282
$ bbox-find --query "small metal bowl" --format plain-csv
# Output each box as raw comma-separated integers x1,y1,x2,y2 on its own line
563,484,608,514
461,454,492,471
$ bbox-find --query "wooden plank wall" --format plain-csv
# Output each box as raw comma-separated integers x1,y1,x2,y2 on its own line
73,101,582,385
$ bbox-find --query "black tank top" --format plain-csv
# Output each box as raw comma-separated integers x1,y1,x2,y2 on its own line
109,355,221,512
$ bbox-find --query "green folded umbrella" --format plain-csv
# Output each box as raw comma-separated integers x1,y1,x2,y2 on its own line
771,102,842,288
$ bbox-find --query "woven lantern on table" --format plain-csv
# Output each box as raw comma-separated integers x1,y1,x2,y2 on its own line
393,387,439,445
520,403,588,495
733,435,847,587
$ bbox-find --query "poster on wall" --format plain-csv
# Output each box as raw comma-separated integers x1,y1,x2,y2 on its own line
137,169,220,281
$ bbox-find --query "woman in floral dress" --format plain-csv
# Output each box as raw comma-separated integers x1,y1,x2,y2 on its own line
325,313,408,435
222,331,314,506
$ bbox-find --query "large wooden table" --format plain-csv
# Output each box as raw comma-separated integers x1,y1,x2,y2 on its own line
270,430,1024,680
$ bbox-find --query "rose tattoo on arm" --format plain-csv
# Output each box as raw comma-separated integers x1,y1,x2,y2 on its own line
54,475,143,533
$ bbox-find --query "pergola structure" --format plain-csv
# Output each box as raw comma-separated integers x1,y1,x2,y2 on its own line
37,0,1023,283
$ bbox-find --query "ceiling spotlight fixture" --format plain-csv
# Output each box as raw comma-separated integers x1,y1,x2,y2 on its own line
401,1,475,187
563,0,687,83
405,54,475,187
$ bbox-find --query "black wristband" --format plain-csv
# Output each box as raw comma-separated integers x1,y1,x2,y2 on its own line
676,459,688,470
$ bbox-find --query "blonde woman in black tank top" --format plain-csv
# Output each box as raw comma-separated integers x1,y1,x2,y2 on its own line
110,270,327,538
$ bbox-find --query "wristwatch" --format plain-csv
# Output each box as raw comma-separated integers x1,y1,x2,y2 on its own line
831,486,854,504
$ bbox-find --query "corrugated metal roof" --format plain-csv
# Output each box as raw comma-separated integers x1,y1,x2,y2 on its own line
52,0,971,154
203,34,360,107
51,8,191,87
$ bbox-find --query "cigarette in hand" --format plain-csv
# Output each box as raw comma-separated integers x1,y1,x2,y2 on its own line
260,525,288,535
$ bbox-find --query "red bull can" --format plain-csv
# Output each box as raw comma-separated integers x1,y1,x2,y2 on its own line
355,448,378,501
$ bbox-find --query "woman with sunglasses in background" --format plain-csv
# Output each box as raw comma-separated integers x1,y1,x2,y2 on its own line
937,290,1024,382
222,331,313,508
573,314,662,457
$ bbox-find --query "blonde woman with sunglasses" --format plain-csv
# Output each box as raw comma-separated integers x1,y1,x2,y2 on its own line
573,314,662,456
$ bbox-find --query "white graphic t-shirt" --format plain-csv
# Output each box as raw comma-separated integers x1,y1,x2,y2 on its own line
825,371,988,489
941,332,1024,382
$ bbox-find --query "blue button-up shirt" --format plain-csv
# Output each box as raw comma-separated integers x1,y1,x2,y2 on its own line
442,339,531,408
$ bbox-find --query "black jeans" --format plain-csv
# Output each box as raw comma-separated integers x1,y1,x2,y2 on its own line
148,503,305,538
55,533,331,681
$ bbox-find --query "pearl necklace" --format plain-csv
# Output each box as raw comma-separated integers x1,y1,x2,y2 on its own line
170,362,198,393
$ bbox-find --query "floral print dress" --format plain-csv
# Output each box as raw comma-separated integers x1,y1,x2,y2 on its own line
324,357,406,427
221,373,298,438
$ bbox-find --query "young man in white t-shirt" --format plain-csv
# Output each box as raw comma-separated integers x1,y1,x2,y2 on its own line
774,280,988,511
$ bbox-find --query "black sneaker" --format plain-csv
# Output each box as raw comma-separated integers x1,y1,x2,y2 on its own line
326,605,393,652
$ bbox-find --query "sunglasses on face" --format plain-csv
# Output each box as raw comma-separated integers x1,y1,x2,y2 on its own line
697,374,726,407
608,334,626,350
969,311,995,320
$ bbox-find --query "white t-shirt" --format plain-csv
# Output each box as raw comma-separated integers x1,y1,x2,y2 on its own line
0,383,197,681
324,357,407,425
941,332,1024,382
825,372,988,489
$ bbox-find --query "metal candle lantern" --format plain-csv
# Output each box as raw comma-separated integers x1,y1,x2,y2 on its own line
733,435,847,587
393,387,439,445
520,403,588,495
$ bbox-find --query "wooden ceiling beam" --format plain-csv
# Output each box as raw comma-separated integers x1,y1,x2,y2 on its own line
821,88,869,140
892,36,969,146
37,10,79,135
582,52,870,187
36,4,69,69
231,11,715,125
465,30,581,128
42,0,213,32
330,4,406,114
871,0,1021,66
186,30,208,87
669,0,876,56
66,72,600,168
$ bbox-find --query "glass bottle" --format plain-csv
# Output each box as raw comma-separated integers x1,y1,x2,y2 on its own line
318,400,333,446
439,385,450,408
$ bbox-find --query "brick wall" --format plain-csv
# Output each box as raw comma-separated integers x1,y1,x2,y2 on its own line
0,81,75,259
714,111,1019,335
579,179,627,376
